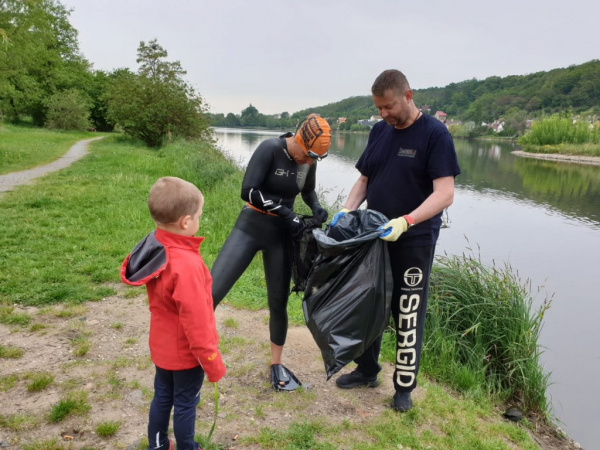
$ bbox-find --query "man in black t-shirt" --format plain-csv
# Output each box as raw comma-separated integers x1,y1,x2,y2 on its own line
332,70,461,412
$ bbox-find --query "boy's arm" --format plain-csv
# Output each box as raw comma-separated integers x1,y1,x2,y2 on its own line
174,267,226,382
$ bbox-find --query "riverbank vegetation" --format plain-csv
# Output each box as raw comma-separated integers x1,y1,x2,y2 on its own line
0,127,563,448
517,113,600,157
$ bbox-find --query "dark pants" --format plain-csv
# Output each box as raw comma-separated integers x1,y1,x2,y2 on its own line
355,244,435,393
148,365,204,450
211,206,291,346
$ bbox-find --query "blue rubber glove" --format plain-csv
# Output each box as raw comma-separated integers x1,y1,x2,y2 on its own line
378,217,409,242
311,204,329,224
330,208,350,227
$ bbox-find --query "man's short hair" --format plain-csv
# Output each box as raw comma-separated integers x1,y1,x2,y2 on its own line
372,69,410,97
148,176,202,224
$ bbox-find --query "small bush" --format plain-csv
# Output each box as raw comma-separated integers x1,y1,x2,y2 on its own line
518,112,600,149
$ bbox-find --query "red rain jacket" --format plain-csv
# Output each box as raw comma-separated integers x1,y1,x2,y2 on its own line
120,228,225,382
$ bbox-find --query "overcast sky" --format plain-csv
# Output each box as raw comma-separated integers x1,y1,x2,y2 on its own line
62,0,599,116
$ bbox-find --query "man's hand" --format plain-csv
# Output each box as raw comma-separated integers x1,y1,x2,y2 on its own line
330,208,350,227
312,204,329,224
378,217,409,242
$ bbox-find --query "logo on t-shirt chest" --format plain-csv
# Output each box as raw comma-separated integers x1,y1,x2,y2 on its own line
397,147,417,158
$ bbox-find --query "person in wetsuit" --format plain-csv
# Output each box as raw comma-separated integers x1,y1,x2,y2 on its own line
211,114,331,391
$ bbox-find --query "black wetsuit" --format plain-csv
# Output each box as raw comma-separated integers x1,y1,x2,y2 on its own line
211,133,320,346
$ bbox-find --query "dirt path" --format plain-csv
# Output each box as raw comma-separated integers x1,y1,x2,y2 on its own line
0,137,103,193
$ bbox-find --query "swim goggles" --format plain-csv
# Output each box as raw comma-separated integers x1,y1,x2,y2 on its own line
306,150,328,161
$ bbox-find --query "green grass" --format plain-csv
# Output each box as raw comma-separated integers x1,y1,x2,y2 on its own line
0,134,238,306
0,123,96,174
22,438,63,450
0,374,18,391
0,344,24,359
0,305,30,326
26,372,54,392
48,391,91,423
95,420,121,437
0,413,39,431
241,382,539,449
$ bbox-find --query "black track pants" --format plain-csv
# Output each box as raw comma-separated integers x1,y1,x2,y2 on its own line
211,206,291,346
355,244,435,393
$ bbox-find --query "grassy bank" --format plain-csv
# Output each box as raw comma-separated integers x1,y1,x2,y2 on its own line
0,128,562,448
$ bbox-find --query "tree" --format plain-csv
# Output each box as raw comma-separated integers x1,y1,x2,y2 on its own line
224,112,240,127
104,40,210,147
0,0,90,124
45,88,91,130
84,70,115,132
502,107,528,136
240,104,261,127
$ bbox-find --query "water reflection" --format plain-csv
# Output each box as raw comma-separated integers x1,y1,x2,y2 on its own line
452,139,600,224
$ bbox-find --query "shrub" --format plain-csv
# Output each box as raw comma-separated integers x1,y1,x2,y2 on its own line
45,89,91,131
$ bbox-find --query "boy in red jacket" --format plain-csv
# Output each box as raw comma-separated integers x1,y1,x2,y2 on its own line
121,176,226,450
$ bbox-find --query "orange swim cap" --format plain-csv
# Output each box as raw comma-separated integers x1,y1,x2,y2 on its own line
295,114,331,157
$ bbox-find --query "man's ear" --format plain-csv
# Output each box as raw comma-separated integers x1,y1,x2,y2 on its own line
405,89,413,102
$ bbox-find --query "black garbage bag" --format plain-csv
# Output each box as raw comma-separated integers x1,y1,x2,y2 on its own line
303,209,393,379
288,215,323,295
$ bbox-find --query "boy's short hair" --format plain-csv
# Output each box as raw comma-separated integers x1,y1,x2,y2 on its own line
148,177,203,224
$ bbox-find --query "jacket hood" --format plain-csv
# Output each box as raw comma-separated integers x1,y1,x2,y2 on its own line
121,231,166,285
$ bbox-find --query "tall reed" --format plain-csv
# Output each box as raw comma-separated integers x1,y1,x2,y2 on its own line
421,250,551,417
518,113,600,148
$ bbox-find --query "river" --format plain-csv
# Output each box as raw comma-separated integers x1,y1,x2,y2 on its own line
213,127,600,448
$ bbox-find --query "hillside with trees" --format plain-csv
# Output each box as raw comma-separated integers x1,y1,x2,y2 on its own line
209,60,600,135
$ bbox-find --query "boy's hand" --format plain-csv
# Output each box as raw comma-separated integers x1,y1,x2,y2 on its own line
205,352,226,382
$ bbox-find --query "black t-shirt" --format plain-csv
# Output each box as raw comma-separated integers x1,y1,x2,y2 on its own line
241,134,319,212
356,115,461,246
